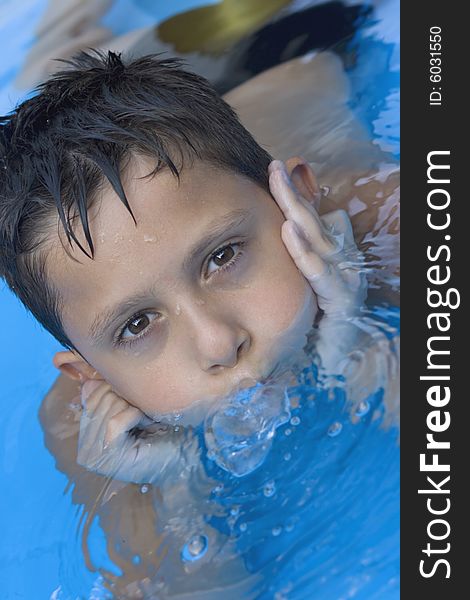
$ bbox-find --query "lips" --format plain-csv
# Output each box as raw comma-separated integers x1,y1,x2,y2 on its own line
238,368,276,389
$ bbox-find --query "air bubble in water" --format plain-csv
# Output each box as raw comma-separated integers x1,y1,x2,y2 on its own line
327,422,343,437
284,452,292,461
272,525,282,537
285,518,295,532
263,480,276,498
284,428,292,436
204,382,291,477
355,400,370,417
140,484,149,494
239,522,247,532
181,534,208,562
290,416,300,426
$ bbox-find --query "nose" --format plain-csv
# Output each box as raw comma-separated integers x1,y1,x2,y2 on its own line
183,301,251,373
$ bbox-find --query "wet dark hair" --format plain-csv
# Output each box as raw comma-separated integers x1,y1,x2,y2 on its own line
0,49,272,351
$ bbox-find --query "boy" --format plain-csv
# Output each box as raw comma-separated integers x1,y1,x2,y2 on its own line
0,50,397,595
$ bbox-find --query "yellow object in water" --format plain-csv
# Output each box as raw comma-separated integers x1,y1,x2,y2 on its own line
158,0,292,54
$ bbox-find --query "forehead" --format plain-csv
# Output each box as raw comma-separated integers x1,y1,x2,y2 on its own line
53,157,261,254
46,157,269,308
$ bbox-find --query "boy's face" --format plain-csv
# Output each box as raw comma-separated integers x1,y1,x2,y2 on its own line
49,157,317,418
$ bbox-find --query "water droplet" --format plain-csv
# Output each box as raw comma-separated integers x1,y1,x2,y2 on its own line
327,422,343,437
355,400,370,417
272,525,282,536
132,554,141,565
290,416,300,426
284,428,292,436
284,452,292,461
230,506,240,517
285,518,295,532
263,480,276,497
181,534,208,562
239,522,247,532
140,484,149,494
174,425,180,432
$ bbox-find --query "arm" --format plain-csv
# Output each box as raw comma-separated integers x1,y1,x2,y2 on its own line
39,375,177,591
39,374,249,596
223,52,400,307
268,160,399,426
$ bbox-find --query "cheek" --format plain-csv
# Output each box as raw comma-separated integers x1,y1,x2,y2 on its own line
247,251,318,342
107,356,211,416
262,278,317,340
253,230,317,332
102,370,179,416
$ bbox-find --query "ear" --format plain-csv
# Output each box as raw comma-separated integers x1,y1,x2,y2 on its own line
53,350,104,383
285,156,321,208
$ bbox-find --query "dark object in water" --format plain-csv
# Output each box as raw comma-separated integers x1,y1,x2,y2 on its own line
214,1,371,94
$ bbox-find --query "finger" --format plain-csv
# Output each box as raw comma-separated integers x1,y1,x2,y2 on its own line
80,379,111,412
78,405,140,474
104,405,143,448
282,220,348,307
269,164,336,256
84,391,133,455
93,405,145,477
79,388,121,458
320,209,355,251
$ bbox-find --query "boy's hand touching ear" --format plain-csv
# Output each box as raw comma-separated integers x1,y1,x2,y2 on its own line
78,380,199,483
268,159,367,372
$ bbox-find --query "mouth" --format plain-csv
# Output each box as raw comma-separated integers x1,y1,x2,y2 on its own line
233,365,278,392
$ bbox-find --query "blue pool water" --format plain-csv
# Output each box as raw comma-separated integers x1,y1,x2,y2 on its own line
0,1,399,598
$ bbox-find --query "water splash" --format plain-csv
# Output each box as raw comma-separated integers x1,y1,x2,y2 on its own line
204,382,291,477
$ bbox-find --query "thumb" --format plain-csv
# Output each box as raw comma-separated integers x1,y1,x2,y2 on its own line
80,378,105,408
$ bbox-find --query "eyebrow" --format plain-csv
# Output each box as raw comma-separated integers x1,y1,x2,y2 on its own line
88,208,251,346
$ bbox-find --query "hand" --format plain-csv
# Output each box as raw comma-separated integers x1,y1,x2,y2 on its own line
268,159,367,373
77,379,200,483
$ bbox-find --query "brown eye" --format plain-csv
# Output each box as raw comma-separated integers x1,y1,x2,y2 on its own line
115,312,159,347
213,245,235,266
206,242,243,276
128,314,150,335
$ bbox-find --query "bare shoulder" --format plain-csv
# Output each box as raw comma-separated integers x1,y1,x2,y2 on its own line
222,51,386,175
